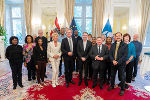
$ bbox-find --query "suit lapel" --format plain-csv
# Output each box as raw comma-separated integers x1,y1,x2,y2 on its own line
66,38,70,51
95,44,98,54
84,41,89,51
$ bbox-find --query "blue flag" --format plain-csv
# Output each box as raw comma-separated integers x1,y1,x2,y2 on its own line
70,17,77,35
102,19,112,37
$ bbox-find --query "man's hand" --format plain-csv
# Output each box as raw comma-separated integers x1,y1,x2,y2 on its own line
99,57,104,61
68,52,73,56
35,65,38,69
81,57,86,62
113,60,118,66
95,55,99,60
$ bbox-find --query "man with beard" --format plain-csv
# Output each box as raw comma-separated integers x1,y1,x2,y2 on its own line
58,28,66,77
107,32,128,96
72,30,82,72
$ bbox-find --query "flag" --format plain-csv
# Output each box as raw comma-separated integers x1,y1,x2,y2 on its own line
70,17,77,35
50,30,53,38
55,17,60,30
102,19,112,37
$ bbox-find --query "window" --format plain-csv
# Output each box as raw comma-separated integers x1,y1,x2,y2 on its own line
74,0,92,36
5,0,26,44
144,20,150,47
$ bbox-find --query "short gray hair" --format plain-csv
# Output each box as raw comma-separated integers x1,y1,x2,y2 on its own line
66,28,73,33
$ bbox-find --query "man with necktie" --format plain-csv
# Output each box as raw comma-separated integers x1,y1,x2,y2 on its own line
77,32,92,86
61,28,76,87
90,37,109,89
107,32,128,96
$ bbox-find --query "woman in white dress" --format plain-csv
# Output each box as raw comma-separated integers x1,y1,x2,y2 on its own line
47,32,62,88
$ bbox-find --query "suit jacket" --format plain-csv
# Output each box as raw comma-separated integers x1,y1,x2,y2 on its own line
72,35,82,57
109,41,128,66
33,46,47,65
90,44,109,61
35,36,48,49
77,40,92,60
47,41,62,61
61,37,76,59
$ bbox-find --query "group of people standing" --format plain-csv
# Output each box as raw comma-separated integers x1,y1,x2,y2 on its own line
5,27,142,96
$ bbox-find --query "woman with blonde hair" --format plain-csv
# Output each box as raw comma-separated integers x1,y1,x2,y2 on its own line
47,32,62,88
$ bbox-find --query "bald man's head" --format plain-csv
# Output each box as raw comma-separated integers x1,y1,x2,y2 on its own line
38,29,43,37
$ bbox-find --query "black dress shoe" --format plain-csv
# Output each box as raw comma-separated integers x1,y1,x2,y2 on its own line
66,83,69,88
13,86,17,90
78,81,82,86
70,80,75,84
44,75,48,78
92,84,96,88
19,84,24,88
100,86,103,89
119,90,125,96
85,81,88,86
28,79,32,81
107,86,114,91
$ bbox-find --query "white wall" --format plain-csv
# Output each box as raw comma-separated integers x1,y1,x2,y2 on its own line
32,0,66,35
103,0,141,38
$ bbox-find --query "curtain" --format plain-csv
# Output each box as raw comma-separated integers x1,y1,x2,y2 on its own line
140,0,150,43
64,0,75,26
24,0,32,35
92,0,105,37
0,0,5,27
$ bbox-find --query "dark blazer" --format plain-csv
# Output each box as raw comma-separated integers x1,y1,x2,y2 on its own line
109,41,128,66
90,44,109,61
5,45,23,65
61,37,76,59
33,46,48,65
77,40,92,60
72,36,82,57
35,36,48,49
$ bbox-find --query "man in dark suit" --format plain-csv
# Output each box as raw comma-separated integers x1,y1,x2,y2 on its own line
90,37,109,89
35,29,48,78
72,30,82,72
61,28,76,87
77,32,92,86
107,32,128,96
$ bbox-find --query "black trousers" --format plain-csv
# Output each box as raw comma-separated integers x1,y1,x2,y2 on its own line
64,56,74,83
10,62,22,86
133,56,139,77
79,59,88,82
92,61,105,87
88,58,93,79
27,60,36,80
111,65,125,91
59,55,63,75
73,57,80,72
104,62,111,83
126,61,134,83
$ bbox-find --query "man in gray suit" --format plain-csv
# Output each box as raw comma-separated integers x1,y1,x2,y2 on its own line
90,37,109,89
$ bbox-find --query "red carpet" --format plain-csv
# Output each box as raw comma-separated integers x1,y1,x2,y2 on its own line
23,74,150,100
